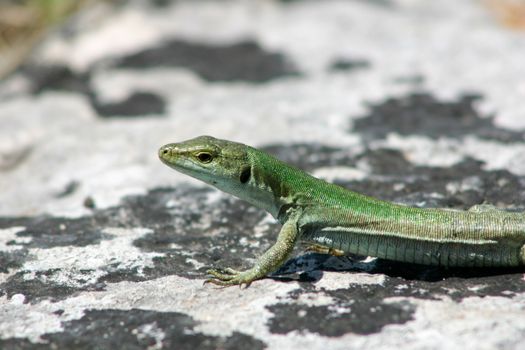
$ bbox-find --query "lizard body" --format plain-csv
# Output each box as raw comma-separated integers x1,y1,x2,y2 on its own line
159,136,525,286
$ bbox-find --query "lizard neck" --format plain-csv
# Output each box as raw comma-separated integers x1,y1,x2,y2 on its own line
240,147,316,219
222,148,284,218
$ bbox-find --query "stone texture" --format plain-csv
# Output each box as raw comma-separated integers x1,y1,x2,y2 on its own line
1,0,525,349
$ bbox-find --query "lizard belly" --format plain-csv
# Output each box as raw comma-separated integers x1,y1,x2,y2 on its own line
301,228,524,267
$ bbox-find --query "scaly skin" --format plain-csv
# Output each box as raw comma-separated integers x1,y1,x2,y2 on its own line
159,136,525,286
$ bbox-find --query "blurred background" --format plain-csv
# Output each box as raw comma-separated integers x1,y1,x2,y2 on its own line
1,0,525,78
0,0,92,77
1,2,525,349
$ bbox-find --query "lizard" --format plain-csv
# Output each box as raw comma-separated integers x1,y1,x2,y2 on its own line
158,135,525,286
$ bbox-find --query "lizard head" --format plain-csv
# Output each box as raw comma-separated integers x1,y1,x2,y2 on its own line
159,135,253,191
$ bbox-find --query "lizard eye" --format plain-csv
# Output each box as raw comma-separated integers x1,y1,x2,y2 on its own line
196,152,213,163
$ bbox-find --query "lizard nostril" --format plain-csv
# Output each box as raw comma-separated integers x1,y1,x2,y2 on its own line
159,146,171,158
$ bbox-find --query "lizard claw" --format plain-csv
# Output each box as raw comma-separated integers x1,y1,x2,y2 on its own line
207,267,241,275
204,267,259,287
206,268,239,280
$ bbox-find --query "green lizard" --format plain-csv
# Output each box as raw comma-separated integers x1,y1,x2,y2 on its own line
159,136,525,286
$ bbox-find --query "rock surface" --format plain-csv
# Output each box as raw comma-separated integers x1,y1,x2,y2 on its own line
1,0,525,349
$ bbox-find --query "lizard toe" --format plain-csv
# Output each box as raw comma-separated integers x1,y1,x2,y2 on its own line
206,269,236,281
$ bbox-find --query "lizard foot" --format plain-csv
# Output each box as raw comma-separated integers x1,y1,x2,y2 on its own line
204,267,259,287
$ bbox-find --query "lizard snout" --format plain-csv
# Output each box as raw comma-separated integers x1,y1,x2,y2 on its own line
158,144,174,161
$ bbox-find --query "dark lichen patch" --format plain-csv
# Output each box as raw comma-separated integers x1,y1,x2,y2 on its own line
0,267,110,304
340,148,525,209
0,216,116,249
122,186,212,231
261,143,357,171
0,249,29,273
21,64,91,95
329,58,370,72
0,270,81,303
0,338,50,350
0,309,266,350
353,93,525,142
96,252,208,284
92,91,166,118
114,39,300,82
267,291,414,336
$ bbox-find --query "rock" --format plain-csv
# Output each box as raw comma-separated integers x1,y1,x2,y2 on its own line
1,0,525,349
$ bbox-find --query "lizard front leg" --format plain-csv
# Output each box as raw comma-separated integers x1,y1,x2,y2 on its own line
205,210,301,287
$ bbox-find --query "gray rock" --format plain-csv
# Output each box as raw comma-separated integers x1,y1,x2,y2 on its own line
1,0,525,349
